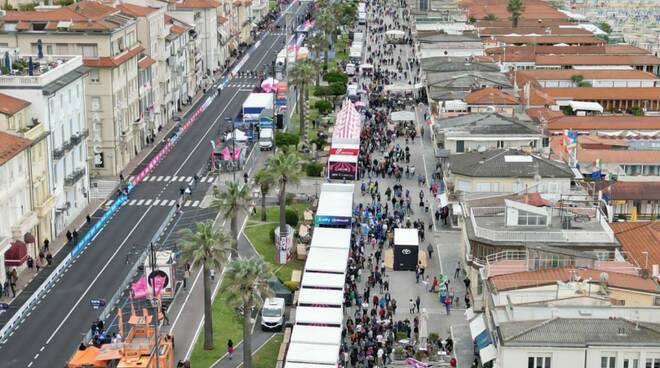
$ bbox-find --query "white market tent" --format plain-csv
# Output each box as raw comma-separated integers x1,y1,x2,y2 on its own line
296,306,344,326
310,228,352,249
385,29,405,37
328,154,358,164
390,110,416,121
284,363,335,368
305,247,349,273
224,129,248,142
394,228,419,246
298,287,344,307
301,271,346,289
316,183,354,218
291,325,342,346
568,100,604,113
242,93,273,113
285,342,339,365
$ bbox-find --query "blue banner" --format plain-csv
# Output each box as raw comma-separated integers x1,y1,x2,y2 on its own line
314,215,352,228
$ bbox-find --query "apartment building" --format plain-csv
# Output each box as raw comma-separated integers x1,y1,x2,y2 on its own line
164,16,192,117
0,54,89,238
117,2,167,132
0,131,37,284
0,2,145,177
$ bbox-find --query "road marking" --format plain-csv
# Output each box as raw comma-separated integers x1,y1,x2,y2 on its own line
27,362,33,367
145,199,153,206
192,200,200,207
168,200,176,206
156,176,164,182
183,200,191,207
137,199,145,206
45,207,156,345
172,91,244,176
164,176,171,181
178,177,187,182
128,199,137,206
171,176,178,181
153,199,160,206
205,176,214,183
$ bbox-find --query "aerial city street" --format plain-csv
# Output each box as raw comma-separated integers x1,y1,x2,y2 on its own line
0,0,658,367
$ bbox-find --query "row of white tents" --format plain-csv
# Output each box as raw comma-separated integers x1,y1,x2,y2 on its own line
283,182,355,367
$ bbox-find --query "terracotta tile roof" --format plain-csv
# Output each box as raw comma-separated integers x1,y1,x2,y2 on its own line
492,35,606,45
476,19,572,28
518,87,556,106
536,54,660,66
116,3,158,17
67,1,117,20
485,45,650,63
0,131,31,166
464,87,517,105
138,55,155,70
573,141,660,165
518,69,658,81
460,0,567,20
177,0,219,9
83,44,145,68
164,14,173,22
490,267,658,293
0,93,31,116
543,87,660,101
608,182,660,201
5,2,130,31
4,8,87,21
525,107,565,123
170,24,186,34
547,115,660,131
611,222,660,273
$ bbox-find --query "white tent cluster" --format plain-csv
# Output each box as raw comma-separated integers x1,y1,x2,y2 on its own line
284,183,354,367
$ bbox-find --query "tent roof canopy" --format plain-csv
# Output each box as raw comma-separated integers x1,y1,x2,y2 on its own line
285,342,339,365
310,228,352,250
295,306,343,325
290,325,342,346
301,271,346,289
298,287,344,307
305,247,349,273
394,228,419,246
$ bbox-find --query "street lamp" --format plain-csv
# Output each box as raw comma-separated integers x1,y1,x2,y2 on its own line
147,241,160,368
225,117,236,182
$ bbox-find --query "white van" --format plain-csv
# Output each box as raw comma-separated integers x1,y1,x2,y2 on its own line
358,2,366,13
347,84,359,98
354,32,364,43
346,63,356,76
358,12,366,25
259,128,274,150
261,297,285,330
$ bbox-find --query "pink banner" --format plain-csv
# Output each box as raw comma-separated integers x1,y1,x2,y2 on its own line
221,147,231,160
152,275,166,297
132,276,148,298
233,147,241,159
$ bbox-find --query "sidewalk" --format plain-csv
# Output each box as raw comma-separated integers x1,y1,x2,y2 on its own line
0,85,211,309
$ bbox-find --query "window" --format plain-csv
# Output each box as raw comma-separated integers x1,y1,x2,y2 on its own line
646,357,660,368
517,209,547,226
456,140,465,153
418,0,428,11
528,356,551,368
497,140,505,148
547,182,559,193
78,44,99,58
89,69,100,83
91,97,101,111
624,358,639,368
601,356,616,368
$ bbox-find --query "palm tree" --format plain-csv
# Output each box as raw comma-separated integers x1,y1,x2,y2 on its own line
222,256,274,368
254,169,274,221
265,151,302,239
507,0,525,28
178,221,232,351
316,10,339,61
307,32,330,79
289,61,315,147
212,181,250,255
333,2,356,30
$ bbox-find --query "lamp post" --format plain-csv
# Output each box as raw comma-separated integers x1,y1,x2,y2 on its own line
147,241,160,368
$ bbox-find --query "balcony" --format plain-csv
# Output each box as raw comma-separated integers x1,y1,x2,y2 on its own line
53,147,64,160
70,133,82,146
82,128,89,138
64,168,86,187
62,140,73,152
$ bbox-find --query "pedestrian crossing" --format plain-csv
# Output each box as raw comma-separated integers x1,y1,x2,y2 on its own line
131,175,216,183
105,198,203,208
227,83,256,88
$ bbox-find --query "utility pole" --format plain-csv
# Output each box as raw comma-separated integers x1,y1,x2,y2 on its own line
148,241,160,368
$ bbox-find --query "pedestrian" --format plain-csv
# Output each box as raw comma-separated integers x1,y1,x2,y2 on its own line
415,265,420,283
183,269,190,290
26,256,33,271
46,252,53,266
427,243,433,260
73,230,79,243
227,339,234,359
66,230,73,243
415,296,420,313
86,214,92,225
43,238,49,252
161,304,170,325
454,260,461,279
444,295,452,314
210,269,216,281
409,298,415,314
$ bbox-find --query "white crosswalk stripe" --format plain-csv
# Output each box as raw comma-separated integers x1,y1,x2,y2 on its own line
145,199,152,206
156,176,164,182
137,199,145,206
121,197,204,207
138,175,216,183
152,199,160,206
128,199,137,206
184,200,192,207
168,200,176,206
164,176,171,181
171,176,178,181
192,200,200,207
204,176,214,183
178,177,187,182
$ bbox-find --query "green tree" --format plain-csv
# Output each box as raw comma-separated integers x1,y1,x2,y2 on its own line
222,256,274,368
316,10,339,63
178,221,232,350
254,169,274,221
212,181,250,255
630,106,644,116
571,74,584,85
507,0,525,28
598,21,613,34
333,2,357,29
265,151,303,240
288,61,315,147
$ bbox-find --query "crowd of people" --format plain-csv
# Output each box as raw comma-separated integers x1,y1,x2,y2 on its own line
335,1,458,367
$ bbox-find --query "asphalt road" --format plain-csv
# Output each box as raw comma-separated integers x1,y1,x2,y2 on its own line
0,3,307,366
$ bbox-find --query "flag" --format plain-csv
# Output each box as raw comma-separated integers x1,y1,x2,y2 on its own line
591,158,602,180
132,276,149,298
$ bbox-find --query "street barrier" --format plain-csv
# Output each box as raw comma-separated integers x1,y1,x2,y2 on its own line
0,91,217,344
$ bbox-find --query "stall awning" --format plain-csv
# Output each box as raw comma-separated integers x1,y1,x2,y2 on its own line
305,247,349,273
285,342,339,365
295,306,343,325
310,228,351,250
4,241,27,267
469,314,493,352
290,325,342,346
390,111,416,121
298,287,344,307
301,272,346,289
479,344,497,364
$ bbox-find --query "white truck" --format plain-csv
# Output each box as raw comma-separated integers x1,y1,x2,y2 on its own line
259,128,274,150
261,297,286,330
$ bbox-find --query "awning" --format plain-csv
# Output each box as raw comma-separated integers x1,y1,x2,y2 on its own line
479,344,497,364
385,29,405,37
390,110,416,121
4,241,27,267
469,314,493,352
